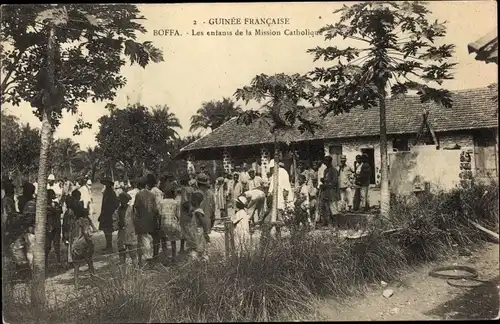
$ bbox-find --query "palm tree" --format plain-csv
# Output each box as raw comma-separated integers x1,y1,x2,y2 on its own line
189,97,243,132
77,146,103,182
151,104,182,175
52,138,81,177
189,98,241,174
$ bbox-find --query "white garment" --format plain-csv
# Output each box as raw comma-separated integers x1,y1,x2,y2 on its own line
127,188,139,206
47,182,62,202
33,182,38,195
239,171,250,184
233,208,251,250
268,167,292,210
244,189,266,202
79,185,92,209
318,164,327,184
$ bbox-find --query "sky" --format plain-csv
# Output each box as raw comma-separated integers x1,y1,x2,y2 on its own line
3,1,498,149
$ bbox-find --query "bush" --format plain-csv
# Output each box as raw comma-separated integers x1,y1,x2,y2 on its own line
4,182,498,323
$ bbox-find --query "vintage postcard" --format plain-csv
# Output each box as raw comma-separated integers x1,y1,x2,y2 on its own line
1,2,498,323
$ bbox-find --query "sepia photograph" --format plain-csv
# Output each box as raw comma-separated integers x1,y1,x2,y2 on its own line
1,1,498,323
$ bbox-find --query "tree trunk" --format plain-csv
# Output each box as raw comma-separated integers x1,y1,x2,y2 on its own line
292,144,298,188
378,85,390,217
91,164,97,182
110,163,115,183
271,134,279,224
31,23,56,311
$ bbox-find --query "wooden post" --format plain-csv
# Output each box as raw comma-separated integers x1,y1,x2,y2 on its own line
224,218,235,259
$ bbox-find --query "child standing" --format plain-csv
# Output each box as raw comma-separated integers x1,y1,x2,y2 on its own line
294,175,310,229
214,177,227,221
185,192,211,261
114,192,138,266
232,196,251,253
158,188,182,263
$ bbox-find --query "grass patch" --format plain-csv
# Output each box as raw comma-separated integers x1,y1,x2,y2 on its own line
4,182,498,323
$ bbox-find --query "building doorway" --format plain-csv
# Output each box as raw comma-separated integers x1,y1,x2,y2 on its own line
361,148,376,184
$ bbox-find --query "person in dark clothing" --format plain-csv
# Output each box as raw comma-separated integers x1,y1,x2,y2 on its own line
2,180,17,250
195,173,216,228
46,189,63,266
320,156,340,227
353,154,372,211
134,176,159,267
178,175,193,254
17,182,36,233
99,177,119,253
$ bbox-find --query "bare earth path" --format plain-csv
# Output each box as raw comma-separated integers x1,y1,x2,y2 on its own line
313,242,499,321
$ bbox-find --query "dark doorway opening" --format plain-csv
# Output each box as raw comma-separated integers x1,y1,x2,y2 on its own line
361,148,376,184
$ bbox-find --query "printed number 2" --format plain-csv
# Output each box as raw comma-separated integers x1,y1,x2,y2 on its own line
193,20,197,25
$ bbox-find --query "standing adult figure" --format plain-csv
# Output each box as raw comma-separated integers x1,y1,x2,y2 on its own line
99,177,119,253
195,173,216,229
78,177,97,232
321,155,341,227
337,155,354,212
133,176,159,267
147,173,165,259
354,154,372,211
262,159,292,241
47,174,62,203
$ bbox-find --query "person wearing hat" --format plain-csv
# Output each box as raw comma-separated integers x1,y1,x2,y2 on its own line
195,173,216,229
99,177,119,253
337,155,354,212
113,192,138,266
232,195,251,252
47,174,62,204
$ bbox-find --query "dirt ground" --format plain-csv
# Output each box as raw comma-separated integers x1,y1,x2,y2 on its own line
8,184,498,321
313,242,499,321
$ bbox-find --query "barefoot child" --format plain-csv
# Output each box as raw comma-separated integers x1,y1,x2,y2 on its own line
114,192,138,266
232,196,251,253
159,188,182,263
185,192,211,261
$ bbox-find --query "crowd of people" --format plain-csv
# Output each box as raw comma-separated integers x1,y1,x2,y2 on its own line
0,151,373,269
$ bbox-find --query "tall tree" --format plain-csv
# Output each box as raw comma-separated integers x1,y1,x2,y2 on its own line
0,4,163,308
76,146,103,182
234,73,318,230
97,103,181,178
51,138,80,176
1,109,21,177
189,98,241,174
308,1,455,217
189,97,243,132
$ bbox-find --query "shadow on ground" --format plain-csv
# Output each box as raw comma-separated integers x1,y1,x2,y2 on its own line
425,275,499,320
